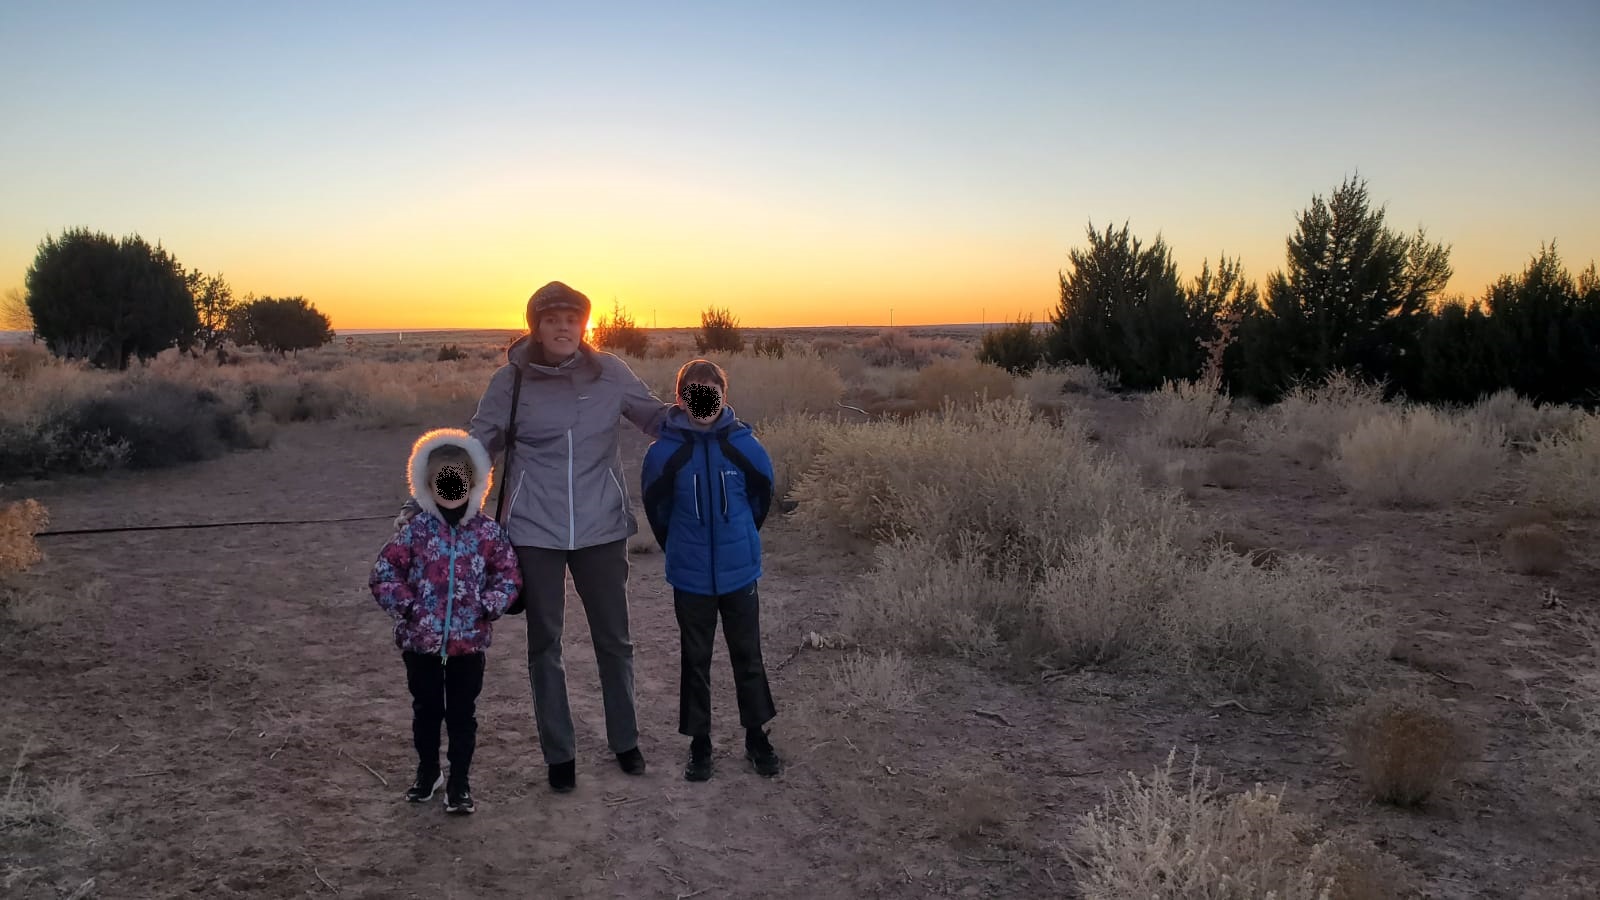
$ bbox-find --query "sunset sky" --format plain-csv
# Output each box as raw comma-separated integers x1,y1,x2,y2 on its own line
2,1,1597,330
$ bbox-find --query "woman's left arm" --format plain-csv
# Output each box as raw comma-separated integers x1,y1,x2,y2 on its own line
616,360,672,437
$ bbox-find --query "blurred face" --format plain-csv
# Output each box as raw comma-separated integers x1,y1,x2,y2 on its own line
680,378,724,427
535,310,585,360
430,462,470,509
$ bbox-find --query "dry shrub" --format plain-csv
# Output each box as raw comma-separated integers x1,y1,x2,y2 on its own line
1289,437,1330,469
800,400,1384,700
1143,377,1234,448
0,741,97,842
1344,688,1473,806
1165,459,1205,499
1014,364,1110,409
0,500,47,576
1523,411,1600,517
1501,523,1568,574
1252,370,1388,455
753,412,845,505
1332,405,1506,507
1070,750,1407,899
1536,610,1600,805
1456,388,1584,448
1205,452,1250,489
909,359,1014,413
856,329,966,369
829,650,922,711
940,768,1019,846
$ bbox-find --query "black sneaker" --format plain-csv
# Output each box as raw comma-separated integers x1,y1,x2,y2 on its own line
444,775,474,814
548,759,576,793
617,746,647,776
685,735,713,782
745,729,781,778
405,767,444,803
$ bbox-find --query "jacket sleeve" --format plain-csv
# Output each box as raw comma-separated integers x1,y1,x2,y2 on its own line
479,525,522,621
640,441,673,550
468,363,519,457
615,357,671,437
742,435,776,530
370,528,419,617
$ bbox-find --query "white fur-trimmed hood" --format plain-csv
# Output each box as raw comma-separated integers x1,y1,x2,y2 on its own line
406,428,494,521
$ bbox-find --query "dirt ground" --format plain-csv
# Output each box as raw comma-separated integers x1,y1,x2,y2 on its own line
2,394,1598,898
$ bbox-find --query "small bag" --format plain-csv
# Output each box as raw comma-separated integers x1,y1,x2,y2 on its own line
498,361,527,616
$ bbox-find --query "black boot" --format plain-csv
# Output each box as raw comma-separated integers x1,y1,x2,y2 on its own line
405,764,443,802
745,727,781,777
685,734,713,782
617,746,647,776
548,759,576,793
444,771,474,814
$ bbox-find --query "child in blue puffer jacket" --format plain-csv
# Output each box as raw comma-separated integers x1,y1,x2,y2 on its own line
371,429,522,813
641,359,781,782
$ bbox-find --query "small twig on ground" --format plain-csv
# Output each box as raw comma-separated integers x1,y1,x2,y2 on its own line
66,877,95,900
98,744,119,757
123,770,173,778
338,747,388,787
836,401,871,417
963,855,1009,864
972,708,1014,727
314,866,339,894
774,639,806,673
1208,698,1269,715
1059,770,1104,778
225,727,239,740
1430,670,1474,688
843,736,859,753
1046,867,1057,887
675,889,707,900
269,738,288,760
657,866,688,885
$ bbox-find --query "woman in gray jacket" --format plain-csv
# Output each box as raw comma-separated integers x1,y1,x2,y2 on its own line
396,281,671,793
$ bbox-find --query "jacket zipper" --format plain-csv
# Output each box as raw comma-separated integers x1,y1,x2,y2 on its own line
720,470,729,520
703,439,718,596
692,473,701,522
440,524,457,666
566,429,575,551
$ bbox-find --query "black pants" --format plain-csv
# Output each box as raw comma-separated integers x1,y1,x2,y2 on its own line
403,650,486,777
673,581,776,737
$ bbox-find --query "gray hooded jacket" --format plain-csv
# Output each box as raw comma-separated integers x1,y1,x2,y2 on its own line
402,337,671,550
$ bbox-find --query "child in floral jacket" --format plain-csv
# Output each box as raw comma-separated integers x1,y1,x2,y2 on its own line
370,428,522,814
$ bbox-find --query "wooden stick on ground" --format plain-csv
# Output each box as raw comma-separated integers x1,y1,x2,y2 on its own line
338,747,388,787
314,866,339,894
972,708,1014,727
675,889,707,900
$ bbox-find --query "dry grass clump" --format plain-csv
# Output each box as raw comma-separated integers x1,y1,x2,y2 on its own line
1536,610,1600,805
0,742,98,842
1331,405,1507,507
0,499,47,576
856,329,967,369
908,359,1014,413
1252,370,1389,455
1143,377,1235,448
1501,523,1568,574
1069,750,1412,899
1523,411,1600,517
1344,688,1474,806
1456,388,1584,449
752,412,845,506
829,650,922,712
797,399,1385,700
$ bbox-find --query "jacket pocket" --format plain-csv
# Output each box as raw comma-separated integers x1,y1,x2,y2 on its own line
608,467,628,521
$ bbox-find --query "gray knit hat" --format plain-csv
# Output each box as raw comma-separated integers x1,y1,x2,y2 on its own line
526,281,591,328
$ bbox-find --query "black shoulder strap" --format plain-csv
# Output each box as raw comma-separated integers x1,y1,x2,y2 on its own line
495,364,524,524
717,430,774,528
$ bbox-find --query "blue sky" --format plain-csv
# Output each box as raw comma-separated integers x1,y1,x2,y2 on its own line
2,1,1596,327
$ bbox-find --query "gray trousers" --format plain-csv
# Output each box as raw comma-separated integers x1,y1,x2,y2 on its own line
514,540,637,765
